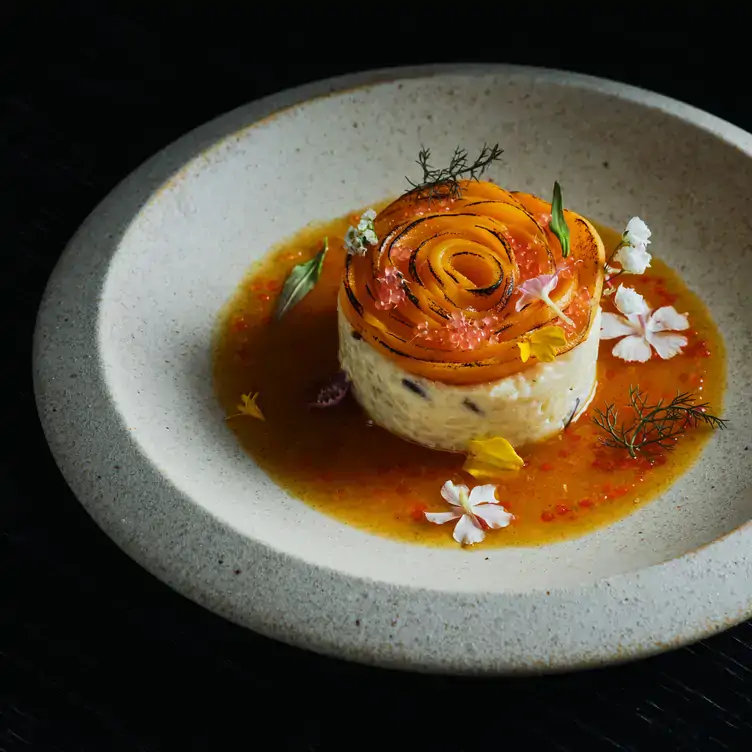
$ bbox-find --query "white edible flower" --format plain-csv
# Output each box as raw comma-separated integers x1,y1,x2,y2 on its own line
612,217,652,274
600,285,689,362
613,242,652,274
622,217,651,248
425,480,513,545
345,208,379,255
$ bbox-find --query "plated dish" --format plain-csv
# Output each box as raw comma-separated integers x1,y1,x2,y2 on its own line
215,147,725,549
34,65,752,674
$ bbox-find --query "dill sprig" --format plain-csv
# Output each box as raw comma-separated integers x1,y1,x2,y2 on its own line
592,385,727,459
404,143,504,202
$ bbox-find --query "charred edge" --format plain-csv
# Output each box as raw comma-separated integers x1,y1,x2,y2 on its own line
391,215,439,250
373,338,414,358
483,227,515,266
364,282,376,301
403,285,421,309
463,398,483,414
469,254,505,296
343,260,364,316
428,301,451,320
493,322,514,334
390,311,414,329
408,252,421,284
427,258,442,289
409,232,452,284
372,337,484,368
351,330,363,341
462,200,507,209
498,277,516,309
564,397,581,429
468,195,541,230
451,250,485,258
402,379,430,400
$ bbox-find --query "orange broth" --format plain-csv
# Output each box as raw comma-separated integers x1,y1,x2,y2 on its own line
213,210,726,548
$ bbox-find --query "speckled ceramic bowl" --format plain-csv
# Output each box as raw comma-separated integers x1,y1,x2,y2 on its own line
33,65,752,674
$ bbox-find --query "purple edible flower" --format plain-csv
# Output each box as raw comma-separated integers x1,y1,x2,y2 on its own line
310,371,350,408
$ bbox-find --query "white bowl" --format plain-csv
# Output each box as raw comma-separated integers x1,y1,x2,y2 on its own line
33,64,752,674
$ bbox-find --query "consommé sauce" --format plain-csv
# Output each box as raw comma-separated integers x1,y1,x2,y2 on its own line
213,210,725,547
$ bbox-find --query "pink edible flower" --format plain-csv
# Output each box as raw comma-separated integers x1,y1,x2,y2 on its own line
515,270,574,326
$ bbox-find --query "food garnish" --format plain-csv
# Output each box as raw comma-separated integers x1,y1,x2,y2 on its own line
226,392,265,421
217,145,726,550
600,285,688,362
341,179,603,386
592,386,726,459
310,371,350,408
549,181,570,258
404,143,503,202
373,267,406,310
517,325,567,363
516,270,574,326
610,217,652,276
424,480,513,545
344,209,378,256
274,237,328,320
463,436,525,479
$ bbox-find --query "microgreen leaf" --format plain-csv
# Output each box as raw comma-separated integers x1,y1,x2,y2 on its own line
549,181,570,258
275,237,328,320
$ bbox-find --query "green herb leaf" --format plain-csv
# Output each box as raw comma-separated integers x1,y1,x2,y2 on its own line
274,237,328,320
550,180,570,258
404,143,504,202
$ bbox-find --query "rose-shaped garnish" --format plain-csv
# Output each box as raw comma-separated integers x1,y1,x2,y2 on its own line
339,180,605,385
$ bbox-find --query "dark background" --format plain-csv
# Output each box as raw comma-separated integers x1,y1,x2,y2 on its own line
3,4,752,750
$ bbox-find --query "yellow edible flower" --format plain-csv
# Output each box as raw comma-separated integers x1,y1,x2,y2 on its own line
227,392,265,421
517,325,566,363
463,436,524,479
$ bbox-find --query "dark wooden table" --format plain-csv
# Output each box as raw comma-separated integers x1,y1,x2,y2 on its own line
3,6,751,750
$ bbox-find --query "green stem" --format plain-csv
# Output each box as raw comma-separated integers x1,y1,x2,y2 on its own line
541,293,574,327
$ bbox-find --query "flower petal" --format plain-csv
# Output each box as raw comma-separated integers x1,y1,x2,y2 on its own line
623,217,651,246
464,437,525,479
648,306,689,333
614,285,650,316
236,393,265,421
646,331,688,359
453,514,486,545
614,243,652,274
542,273,560,296
461,460,510,481
516,272,562,316
468,484,499,506
441,480,466,506
529,325,567,362
473,504,514,529
600,312,638,340
425,510,461,525
517,339,531,362
612,334,652,362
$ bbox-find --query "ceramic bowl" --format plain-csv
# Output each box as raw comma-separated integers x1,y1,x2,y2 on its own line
34,64,752,674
